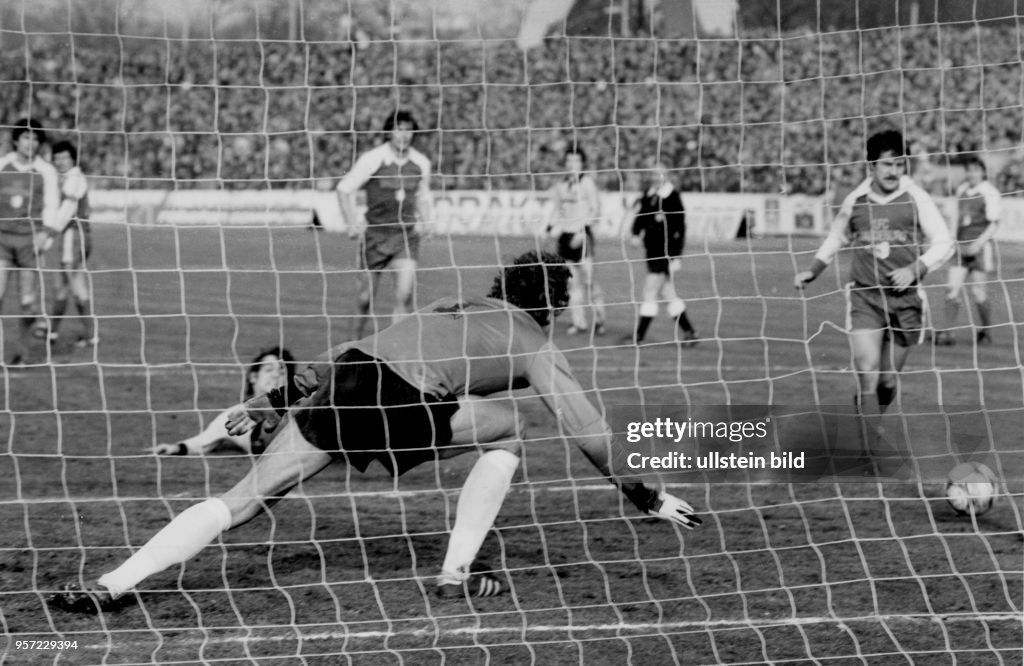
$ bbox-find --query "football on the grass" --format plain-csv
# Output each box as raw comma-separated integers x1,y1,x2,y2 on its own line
945,462,998,516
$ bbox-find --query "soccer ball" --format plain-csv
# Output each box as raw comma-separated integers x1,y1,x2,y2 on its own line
945,462,998,516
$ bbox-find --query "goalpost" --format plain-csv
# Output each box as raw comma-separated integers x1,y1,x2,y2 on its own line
2,1,1022,663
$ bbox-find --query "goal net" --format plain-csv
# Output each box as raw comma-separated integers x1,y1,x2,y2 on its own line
2,1,1021,663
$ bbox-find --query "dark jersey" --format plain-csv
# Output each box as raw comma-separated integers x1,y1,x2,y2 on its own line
632,184,685,259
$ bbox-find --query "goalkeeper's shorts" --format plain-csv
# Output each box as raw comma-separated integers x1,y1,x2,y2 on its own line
292,348,458,475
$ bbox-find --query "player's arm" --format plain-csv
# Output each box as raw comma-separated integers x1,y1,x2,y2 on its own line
225,342,354,436
543,184,562,235
155,407,253,456
54,169,88,233
526,344,701,529
336,150,379,237
581,177,601,227
414,154,434,234
795,192,852,289
34,160,62,251
888,185,953,289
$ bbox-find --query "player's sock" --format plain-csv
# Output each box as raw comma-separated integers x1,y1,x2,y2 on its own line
75,298,95,340
51,297,68,336
975,300,991,329
876,383,896,410
635,316,653,342
97,498,232,598
675,311,695,334
944,298,960,330
439,449,519,585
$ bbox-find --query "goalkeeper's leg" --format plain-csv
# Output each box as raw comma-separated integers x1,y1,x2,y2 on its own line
95,417,333,600
436,396,523,596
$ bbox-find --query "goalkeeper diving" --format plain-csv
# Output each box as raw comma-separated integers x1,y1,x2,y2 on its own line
50,250,700,612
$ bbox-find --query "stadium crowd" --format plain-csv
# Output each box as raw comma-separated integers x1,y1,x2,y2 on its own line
1,23,1020,195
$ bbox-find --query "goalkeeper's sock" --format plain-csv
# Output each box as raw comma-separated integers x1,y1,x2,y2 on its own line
439,449,519,584
98,498,233,598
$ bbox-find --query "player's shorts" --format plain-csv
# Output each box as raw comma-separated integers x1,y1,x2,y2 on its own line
292,348,459,476
0,230,37,268
359,227,419,271
557,227,594,264
60,221,91,268
645,252,675,275
845,283,924,347
955,241,994,273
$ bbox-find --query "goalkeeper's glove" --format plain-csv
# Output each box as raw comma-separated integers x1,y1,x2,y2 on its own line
621,482,702,529
154,442,188,456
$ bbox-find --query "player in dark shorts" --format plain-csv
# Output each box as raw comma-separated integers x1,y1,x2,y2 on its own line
934,155,1001,346
621,160,698,346
50,251,701,613
337,108,432,340
796,130,952,469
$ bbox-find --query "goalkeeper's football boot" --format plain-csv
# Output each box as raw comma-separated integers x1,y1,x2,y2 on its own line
436,562,506,599
48,582,128,614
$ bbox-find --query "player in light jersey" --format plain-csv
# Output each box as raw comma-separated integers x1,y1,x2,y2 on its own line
153,347,295,456
934,155,1001,346
0,118,60,364
795,130,953,464
546,146,607,336
50,251,701,613
46,141,97,348
621,160,698,346
337,109,432,340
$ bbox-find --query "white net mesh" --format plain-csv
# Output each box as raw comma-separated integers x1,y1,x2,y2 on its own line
2,1,1022,664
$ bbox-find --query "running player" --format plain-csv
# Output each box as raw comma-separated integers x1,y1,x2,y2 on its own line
621,160,698,346
50,251,701,613
337,108,432,340
934,155,1001,346
46,141,96,348
0,118,60,364
795,130,953,464
546,146,606,336
153,347,296,456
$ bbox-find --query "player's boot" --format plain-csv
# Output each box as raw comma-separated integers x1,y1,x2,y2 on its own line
976,330,992,346
933,330,955,346
435,562,506,599
679,330,700,348
47,582,128,614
